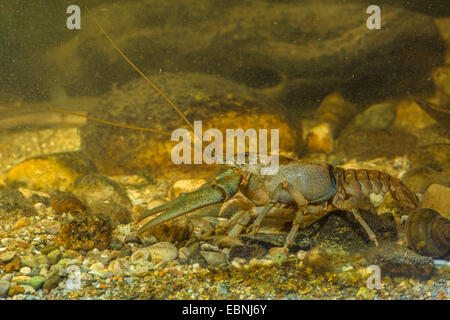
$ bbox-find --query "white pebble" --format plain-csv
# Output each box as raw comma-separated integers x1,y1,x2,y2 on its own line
89,262,105,272
20,267,32,275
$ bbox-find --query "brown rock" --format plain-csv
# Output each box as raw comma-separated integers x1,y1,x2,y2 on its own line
12,217,29,230
1,152,96,193
148,216,194,243
421,184,450,218
72,173,132,208
0,187,36,218
336,128,418,161
55,214,113,251
402,167,450,193
229,244,266,261
8,285,25,296
4,256,20,273
50,193,86,215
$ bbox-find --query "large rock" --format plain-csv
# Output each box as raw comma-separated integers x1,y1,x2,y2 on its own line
80,73,301,176
47,0,444,107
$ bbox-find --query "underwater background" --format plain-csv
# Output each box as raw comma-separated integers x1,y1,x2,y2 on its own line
0,0,448,300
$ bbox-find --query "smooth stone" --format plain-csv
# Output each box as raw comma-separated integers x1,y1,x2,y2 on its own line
19,267,32,275
147,242,178,264
118,247,132,258
108,258,130,274
200,251,228,267
89,262,105,272
402,167,450,193
20,255,49,269
43,273,62,291
139,234,157,247
1,152,96,193
47,249,62,265
0,280,10,297
12,275,30,283
22,285,35,294
28,276,46,290
421,184,450,218
351,103,396,130
0,251,16,263
109,238,124,251
131,248,150,263
124,233,142,244
1,274,13,282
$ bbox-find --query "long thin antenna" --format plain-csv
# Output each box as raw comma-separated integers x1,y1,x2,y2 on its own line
47,106,171,136
84,6,228,165
85,6,197,136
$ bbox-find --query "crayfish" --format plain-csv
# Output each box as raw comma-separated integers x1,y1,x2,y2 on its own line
136,157,418,248
52,7,419,249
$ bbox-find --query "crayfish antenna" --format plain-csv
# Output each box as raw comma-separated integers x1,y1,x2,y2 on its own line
47,107,171,136
48,7,225,166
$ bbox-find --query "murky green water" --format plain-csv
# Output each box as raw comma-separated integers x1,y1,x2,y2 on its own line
0,0,448,301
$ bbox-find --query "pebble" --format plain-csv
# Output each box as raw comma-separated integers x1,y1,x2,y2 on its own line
118,247,132,258
0,250,16,263
268,247,289,258
306,122,335,154
50,193,86,215
47,249,62,265
402,167,449,193
89,262,105,272
139,234,158,247
28,276,46,290
249,258,261,267
351,103,396,130
12,217,29,230
304,247,332,272
356,287,376,300
200,251,228,267
43,273,62,290
22,285,35,294
44,223,61,235
0,280,10,297
20,254,49,269
131,248,150,263
229,244,265,261
421,184,450,217
1,238,13,246
19,267,32,275
124,233,142,244
231,258,246,269
108,258,130,275
8,285,25,297
109,238,124,250
86,249,111,266
218,236,244,248
147,242,178,264
178,247,190,261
